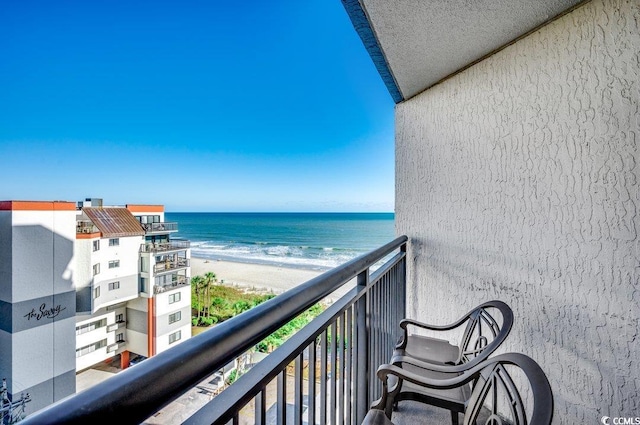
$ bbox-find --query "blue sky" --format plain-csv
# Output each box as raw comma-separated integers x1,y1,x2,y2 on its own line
0,1,394,212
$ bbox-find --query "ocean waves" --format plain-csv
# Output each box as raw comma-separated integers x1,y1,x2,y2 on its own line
189,241,363,271
167,212,395,271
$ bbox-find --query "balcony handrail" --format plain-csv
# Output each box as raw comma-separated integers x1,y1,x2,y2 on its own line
154,277,190,294
140,240,190,253
153,258,190,273
187,248,407,425
155,274,188,286
141,222,178,233
22,235,408,425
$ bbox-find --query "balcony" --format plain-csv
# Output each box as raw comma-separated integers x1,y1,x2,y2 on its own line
153,258,190,274
141,222,178,234
140,240,190,253
23,236,407,425
154,275,189,294
76,220,99,234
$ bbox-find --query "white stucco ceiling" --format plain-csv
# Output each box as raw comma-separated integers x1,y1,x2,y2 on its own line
357,0,587,101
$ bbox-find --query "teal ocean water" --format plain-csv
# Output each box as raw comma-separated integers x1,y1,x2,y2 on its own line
166,212,395,271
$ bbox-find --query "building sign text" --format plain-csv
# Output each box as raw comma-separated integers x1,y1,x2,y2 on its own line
24,303,67,321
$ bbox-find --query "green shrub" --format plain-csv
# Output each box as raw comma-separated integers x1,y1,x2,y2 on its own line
226,369,238,385
190,277,319,343
256,303,324,352
191,277,275,323
232,300,251,315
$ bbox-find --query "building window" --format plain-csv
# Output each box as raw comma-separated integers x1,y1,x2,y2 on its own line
93,240,100,252
140,257,149,273
106,303,126,311
140,277,149,293
109,238,120,247
116,333,125,343
76,339,107,357
137,215,161,224
168,292,181,304
108,260,120,269
108,281,120,291
94,286,100,299
75,319,107,335
169,311,181,324
169,330,181,344
115,313,124,323
93,263,100,276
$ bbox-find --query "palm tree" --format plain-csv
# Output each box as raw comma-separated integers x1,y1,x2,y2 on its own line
203,272,217,319
191,276,205,321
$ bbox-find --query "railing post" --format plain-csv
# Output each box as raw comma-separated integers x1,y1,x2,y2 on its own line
356,268,369,423
400,241,407,323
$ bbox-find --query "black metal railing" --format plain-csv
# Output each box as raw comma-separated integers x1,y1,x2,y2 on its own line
22,236,407,425
140,240,191,253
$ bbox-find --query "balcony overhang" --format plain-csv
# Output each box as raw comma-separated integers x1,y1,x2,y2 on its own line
342,0,587,102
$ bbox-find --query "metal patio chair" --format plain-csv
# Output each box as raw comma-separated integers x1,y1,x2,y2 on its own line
390,300,514,424
363,353,553,425
395,300,513,368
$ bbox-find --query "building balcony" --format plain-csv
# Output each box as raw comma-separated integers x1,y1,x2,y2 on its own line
154,275,189,294
139,240,190,253
22,237,408,425
153,258,190,274
76,221,99,234
140,222,178,234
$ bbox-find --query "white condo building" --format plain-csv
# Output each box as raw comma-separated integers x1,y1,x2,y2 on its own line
0,199,191,413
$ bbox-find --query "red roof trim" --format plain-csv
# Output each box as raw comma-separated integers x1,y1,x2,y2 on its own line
0,201,76,211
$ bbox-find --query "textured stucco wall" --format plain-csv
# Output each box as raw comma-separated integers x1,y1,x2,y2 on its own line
395,0,639,422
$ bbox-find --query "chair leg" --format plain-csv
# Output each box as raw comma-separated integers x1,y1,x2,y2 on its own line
384,397,394,418
451,410,459,425
384,377,403,418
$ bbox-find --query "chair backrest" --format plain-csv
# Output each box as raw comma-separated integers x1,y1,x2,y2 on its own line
456,300,513,365
463,353,553,425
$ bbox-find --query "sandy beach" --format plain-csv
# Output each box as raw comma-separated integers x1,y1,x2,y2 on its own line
190,257,322,292
190,257,354,300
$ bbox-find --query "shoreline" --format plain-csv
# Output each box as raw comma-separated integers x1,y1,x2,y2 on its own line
190,256,354,301
190,256,324,295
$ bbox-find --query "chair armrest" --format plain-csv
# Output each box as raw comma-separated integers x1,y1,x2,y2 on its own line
377,363,476,391
370,361,474,413
395,317,469,349
400,317,469,332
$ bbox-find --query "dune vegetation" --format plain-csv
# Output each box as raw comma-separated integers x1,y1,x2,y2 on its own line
190,273,324,352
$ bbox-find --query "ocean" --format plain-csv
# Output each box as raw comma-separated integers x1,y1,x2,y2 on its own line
166,212,395,271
